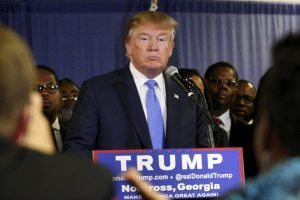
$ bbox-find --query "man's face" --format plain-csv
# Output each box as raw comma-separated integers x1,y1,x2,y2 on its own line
125,23,174,78
232,81,256,119
207,67,238,110
60,82,79,109
35,69,60,118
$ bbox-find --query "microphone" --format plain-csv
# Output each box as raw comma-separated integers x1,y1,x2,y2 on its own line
165,66,215,147
164,66,196,99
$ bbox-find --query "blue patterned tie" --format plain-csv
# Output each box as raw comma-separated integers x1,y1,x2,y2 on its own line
145,80,165,149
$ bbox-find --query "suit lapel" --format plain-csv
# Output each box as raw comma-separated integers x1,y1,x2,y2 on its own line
164,76,181,147
113,66,152,148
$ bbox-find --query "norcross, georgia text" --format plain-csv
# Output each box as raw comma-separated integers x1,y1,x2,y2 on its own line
122,182,220,193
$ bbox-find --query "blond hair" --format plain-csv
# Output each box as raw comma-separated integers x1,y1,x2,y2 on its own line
0,25,35,136
124,11,177,44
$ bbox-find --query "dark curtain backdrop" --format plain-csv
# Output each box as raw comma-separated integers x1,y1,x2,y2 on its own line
1,0,300,87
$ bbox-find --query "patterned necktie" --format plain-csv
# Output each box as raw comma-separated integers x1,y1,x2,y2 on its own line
213,117,224,127
145,80,165,149
53,128,63,152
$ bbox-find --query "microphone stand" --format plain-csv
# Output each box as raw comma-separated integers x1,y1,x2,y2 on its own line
184,79,215,148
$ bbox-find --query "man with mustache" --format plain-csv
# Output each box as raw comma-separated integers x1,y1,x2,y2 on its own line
58,78,80,123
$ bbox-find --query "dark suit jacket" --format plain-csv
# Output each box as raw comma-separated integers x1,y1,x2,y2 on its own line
63,66,208,157
229,113,258,178
0,137,113,200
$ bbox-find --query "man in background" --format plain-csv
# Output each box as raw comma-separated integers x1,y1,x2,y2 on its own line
231,79,257,125
179,67,228,147
58,78,80,123
0,25,113,199
35,65,64,152
204,61,258,177
204,61,240,138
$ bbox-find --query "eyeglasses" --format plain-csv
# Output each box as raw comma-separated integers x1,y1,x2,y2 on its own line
34,83,59,94
61,95,78,101
235,95,255,104
208,77,238,88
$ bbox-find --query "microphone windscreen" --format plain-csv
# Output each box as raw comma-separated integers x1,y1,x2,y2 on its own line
164,66,178,77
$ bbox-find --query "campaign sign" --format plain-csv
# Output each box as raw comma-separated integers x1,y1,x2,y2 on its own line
93,148,244,199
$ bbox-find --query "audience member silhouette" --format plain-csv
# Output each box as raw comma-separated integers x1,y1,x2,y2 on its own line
0,25,113,200
225,32,300,199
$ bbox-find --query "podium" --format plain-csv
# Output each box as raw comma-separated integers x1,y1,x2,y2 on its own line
93,148,245,199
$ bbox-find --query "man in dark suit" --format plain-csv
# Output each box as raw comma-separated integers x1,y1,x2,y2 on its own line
204,61,258,177
34,65,65,152
63,11,208,157
0,25,113,199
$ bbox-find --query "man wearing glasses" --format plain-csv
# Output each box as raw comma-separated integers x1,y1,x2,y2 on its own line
204,61,258,178
204,61,240,139
58,78,80,123
34,65,63,152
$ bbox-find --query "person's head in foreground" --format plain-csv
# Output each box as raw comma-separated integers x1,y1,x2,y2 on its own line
0,25,54,154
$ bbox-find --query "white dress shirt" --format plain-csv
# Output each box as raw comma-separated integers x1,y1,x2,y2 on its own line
218,109,231,139
52,117,63,152
129,62,167,134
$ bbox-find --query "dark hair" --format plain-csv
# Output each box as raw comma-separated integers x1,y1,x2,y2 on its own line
204,61,238,80
178,68,213,113
238,79,256,91
260,32,300,155
36,64,59,82
178,68,201,79
59,78,80,90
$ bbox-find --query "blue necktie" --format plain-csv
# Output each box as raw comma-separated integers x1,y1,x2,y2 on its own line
145,80,165,149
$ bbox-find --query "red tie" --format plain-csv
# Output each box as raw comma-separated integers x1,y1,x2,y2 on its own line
213,117,224,126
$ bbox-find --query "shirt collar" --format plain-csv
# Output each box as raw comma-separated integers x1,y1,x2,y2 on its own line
129,62,165,90
218,109,231,125
52,117,60,131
